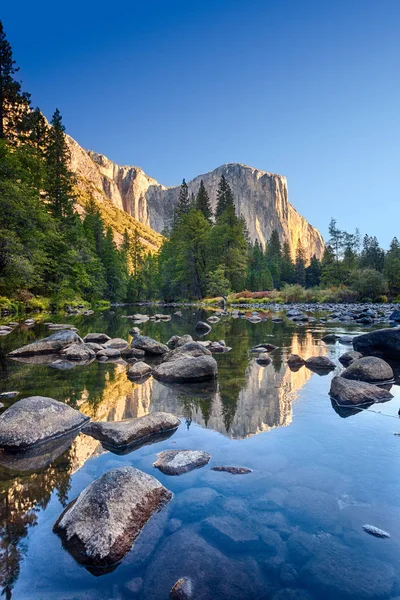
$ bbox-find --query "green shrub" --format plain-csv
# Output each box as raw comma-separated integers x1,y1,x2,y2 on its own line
351,269,387,301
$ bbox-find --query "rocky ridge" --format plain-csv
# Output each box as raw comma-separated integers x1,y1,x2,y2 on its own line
67,135,324,260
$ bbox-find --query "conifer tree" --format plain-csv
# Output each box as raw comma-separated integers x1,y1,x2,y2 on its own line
215,174,235,219
305,255,321,287
195,179,213,222
45,109,75,219
295,237,306,286
173,178,190,227
281,241,295,284
0,20,31,141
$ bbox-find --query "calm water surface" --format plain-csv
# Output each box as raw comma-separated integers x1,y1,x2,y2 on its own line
0,308,399,600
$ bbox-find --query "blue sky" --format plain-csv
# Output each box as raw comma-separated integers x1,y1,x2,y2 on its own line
2,0,399,246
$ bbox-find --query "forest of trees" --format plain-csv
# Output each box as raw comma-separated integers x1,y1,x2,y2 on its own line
1,19,399,309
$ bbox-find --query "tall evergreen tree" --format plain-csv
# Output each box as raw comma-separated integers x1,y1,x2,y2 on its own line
305,255,321,287
295,237,306,286
215,174,235,220
384,237,400,296
281,241,295,284
0,20,31,141
173,178,190,227
195,180,213,222
45,109,75,219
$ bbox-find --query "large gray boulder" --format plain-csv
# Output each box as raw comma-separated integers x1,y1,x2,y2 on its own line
9,330,82,357
127,361,153,379
353,327,400,357
83,333,111,344
83,412,180,449
167,334,193,349
153,450,211,475
105,338,128,349
0,396,89,450
162,342,212,363
341,356,393,382
329,376,393,405
53,466,172,568
131,335,169,355
61,344,96,361
153,355,217,383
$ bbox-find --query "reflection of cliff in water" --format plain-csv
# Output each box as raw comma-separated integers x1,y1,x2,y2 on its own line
138,332,326,439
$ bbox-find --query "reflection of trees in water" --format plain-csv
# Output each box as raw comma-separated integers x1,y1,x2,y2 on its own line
0,449,73,599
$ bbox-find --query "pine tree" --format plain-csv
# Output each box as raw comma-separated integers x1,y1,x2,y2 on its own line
45,109,75,219
173,178,190,227
266,230,282,288
295,237,306,286
195,179,213,222
215,175,235,220
384,237,400,296
281,241,295,284
0,20,31,141
305,255,321,287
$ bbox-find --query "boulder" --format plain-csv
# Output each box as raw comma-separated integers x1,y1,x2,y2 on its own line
0,396,89,450
256,353,271,365
127,361,153,379
209,342,231,353
163,342,212,363
105,337,128,349
9,330,82,357
60,344,96,361
338,350,363,366
195,321,211,333
305,356,335,371
211,466,252,475
170,577,193,599
247,316,262,323
201,515,262,551
83,333,111,344
167,335,194,350
341,356,393,382
287,354,305,367
0,391,19,399
131,335,169,355
96,347,121,359
83,412,180,448
53,466,172,568
153,355,217,383
329,376,393,405
129,326,141,335
321,334,338,343
121,347,145,359
389,310,400,321
84,342,105,353
252,343,278,352
353,327,400,357
153,450,211,475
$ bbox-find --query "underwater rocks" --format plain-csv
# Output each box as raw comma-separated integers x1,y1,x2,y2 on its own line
211,466,252,475
9,330,82,357
153,450,211,475
170,577,193,599
329,376,393,405
83,412,180,449
341,356,394,382
54,466,172,569
0,396,89,450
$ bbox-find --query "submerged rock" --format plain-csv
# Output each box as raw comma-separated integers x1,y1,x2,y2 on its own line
341,356,394,382
0,396,89,450
256,352,271,365
153,450,211,475
153,355,217,383
329,376,393,405
211,466,252,475
84,412,180,449
9,330,82,357
127,361,153,379
353,327,400,357
362,524,391,538
131,334,169,355
170,577,193,599
195,321,212,333
54,466,172,568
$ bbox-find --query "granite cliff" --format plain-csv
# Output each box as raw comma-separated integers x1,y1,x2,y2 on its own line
67,136,324,259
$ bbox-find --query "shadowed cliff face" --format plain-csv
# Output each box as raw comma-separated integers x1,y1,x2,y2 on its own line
67,136,324,260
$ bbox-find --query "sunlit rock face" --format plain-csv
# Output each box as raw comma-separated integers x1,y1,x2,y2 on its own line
67,134,324,260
